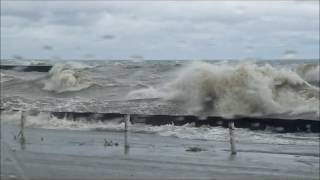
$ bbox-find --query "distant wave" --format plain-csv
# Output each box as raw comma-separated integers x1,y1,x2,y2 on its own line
128,62,319,117
0,72,17,82
63,61,96,70
42,63,95,93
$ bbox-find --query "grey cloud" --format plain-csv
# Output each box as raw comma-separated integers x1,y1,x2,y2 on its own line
1,1,318,60
282,50,298,59
11,55,24,60
83,54,95,59
100,34,115,40
42,45,53,50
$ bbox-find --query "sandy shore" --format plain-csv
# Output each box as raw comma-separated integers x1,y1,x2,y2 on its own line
1,123,319,180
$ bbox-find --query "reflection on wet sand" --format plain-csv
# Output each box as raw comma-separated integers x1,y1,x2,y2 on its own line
124,131,130,155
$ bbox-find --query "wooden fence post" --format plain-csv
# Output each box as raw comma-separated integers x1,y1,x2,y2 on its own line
228,120,236,155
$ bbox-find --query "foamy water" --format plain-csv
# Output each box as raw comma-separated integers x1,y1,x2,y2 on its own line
1,111,318,145
1,59,319,120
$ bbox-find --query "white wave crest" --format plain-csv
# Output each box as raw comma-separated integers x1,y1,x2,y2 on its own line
128,62,319,117
64,61,96,70
296,64,319,85
42,63,94,93
127,87,166,99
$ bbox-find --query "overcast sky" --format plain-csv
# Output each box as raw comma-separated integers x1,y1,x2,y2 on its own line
1,1,319,60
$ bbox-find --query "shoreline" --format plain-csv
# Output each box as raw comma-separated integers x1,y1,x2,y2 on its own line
1,123,319,180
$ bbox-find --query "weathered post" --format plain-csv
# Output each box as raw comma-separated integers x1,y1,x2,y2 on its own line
20,111,26,150
228,120,236,155
124,114,130,154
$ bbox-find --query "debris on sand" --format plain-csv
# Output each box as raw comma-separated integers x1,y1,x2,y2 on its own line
104,139,119,147
186,147,206,152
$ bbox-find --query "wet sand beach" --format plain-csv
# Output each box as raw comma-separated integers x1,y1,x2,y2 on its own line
1,123,319,180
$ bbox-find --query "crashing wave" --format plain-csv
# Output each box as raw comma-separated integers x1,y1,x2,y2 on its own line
128,62,319,117
42,63,94,93
296,63,319,86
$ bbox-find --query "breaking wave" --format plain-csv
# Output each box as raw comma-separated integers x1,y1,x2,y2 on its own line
128,62,319,117
42,63,95,93
296,64,319,86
